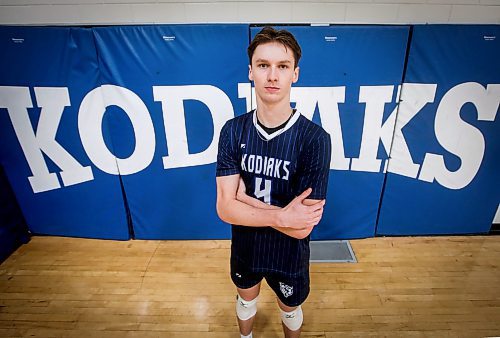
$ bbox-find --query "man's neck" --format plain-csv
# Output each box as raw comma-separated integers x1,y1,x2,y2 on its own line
255,100,293,128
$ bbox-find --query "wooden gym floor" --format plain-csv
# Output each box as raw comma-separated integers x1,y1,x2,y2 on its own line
0,235,499,337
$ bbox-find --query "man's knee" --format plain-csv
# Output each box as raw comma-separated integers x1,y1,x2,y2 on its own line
236,294,258,321
280,305,303,331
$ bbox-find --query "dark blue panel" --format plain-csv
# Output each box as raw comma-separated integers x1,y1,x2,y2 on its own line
0,27,129,239
251,26,410,239
377,25,500,235
0,165,30,262
93,25,249,239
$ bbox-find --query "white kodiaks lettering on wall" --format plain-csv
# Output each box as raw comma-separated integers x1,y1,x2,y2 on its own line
419,83,500,190
79,85,156,176
238,82,253,113
292,87,348,170
153,85,234,169
241,86,349,170
0,86,94,193
351,84,437,176
1,82,497,193
351,85,395,173
386,83,437,178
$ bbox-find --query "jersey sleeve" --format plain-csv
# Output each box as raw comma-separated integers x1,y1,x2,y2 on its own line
216,120,240,177
296,130,332,200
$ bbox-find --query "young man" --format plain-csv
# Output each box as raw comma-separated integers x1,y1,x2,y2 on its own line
216,26,331,338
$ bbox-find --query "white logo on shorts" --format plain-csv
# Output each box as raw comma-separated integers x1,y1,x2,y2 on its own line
279,282,293,298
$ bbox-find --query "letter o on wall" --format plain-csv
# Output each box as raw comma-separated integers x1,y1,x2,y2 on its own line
78,85,156,175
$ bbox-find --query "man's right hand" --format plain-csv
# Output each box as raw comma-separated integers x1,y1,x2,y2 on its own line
275,188,326,232
217,176,326,239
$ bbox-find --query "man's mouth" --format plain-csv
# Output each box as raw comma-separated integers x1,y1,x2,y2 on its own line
265,86,280,93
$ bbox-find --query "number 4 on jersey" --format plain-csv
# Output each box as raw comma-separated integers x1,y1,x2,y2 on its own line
254,177,271,205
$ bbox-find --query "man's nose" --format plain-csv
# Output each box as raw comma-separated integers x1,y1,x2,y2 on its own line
267,66,278,82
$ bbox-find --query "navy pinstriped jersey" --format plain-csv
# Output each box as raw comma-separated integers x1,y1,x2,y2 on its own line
216,109,331,276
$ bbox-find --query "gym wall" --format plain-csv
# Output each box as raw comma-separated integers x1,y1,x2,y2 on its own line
0,23,498,240
0,1,499,25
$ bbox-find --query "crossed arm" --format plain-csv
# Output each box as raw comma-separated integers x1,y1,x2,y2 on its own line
216,174,326,239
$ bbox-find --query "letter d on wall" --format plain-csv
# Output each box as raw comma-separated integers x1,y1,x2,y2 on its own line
153,85,234,169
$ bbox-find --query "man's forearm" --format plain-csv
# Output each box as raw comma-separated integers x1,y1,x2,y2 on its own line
237,192,280,210
217,175,322,234
236,193,313,239
217,196,281,227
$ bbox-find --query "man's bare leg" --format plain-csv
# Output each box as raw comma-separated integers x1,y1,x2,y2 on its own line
236,283,261,336
277,297,302,338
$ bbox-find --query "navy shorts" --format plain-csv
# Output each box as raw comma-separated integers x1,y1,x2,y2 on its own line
230,255,310,307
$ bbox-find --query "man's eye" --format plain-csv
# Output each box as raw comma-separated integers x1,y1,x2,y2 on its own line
279,65,289,69
258,64,268,68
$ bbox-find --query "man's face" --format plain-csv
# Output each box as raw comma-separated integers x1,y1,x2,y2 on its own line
249,42,299,106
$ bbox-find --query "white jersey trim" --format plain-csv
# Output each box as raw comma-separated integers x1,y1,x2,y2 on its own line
252,109,301,141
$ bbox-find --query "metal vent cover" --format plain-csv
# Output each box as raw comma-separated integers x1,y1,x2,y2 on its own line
310,240,357,263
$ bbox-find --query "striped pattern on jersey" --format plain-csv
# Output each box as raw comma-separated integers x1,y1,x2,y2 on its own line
216,110,332,275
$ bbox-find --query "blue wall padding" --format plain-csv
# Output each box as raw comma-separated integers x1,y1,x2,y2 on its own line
92,25,250,239
260,26,410,239
0,27,130,239
0,24,498,242
0,165,30,262
377,25,500,235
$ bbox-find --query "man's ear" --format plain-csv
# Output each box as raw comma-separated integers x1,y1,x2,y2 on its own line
293,66,300,83
248,65,253,81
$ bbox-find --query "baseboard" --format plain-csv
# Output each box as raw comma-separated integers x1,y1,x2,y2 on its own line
489,223,500,236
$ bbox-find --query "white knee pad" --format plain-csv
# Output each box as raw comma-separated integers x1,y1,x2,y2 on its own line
236,295,258,321
280,305,303,331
